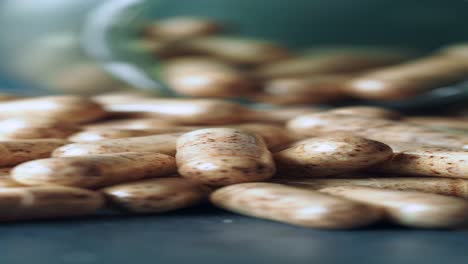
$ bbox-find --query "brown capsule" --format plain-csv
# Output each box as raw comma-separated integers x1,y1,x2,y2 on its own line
404,117,468,131
0,186,104,221
245,106,322,124
53,133,181,157
98,98,248,125
145,17,223,41
251,75,348,105
232,123,292,150
0,93,19,102
320,186,468,228
181,36,291,66
328,106,401,120
0,139,68,166
0,117,80,140
84,118,175,130
12,152,176,188
274,135,392,177
92,90,157,105
255,47,410,79
102,177,210,213
211,182,382,229
0,167,23,188
371,145,468,179
162,57,259,97
0,96,108,123
345,54,468,100
275,176,468,199
176,128,275,186
69,127,195,142
287,113,468,149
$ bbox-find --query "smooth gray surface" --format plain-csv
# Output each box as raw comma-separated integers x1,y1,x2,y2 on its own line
1,206,468,264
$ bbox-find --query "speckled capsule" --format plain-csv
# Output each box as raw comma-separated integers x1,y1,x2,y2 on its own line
320,186,468,228
233,123,292,150
12,152,176,188
255,47,409,79
102,177,210,213
345,55,468,100
0,96,108,123
0,139,69,166
145,16,222,40
371,145,468,179
277,177,468,199
176,128,276,186
84,118,175,130
53,133,181,157
69,127,195,142
274,135,393,177
181,36,291,66
211,182,383,229
328,106,401,120
0,186,104,221
0,117,80,140
99,98,248,125
287,113,468,149
162,57,258,97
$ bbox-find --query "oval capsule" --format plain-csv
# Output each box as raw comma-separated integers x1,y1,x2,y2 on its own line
176,128,275,186
12,152,176,188
0,186,104,221
102,177,210,213
53,133,181,157
211,182,383,229
320,186,468,228
0,96,108,123
145,16,222,40
99,98,248,125
69,127,195,142
276,176,468,199
162,57,258,97
287,113,468,149
404,117,468,131
245,106,322,124
345,54,468,100
0,167,23,188
371,145,468,179
84,118,175,130
274,135,393,177
0,139,69,166
0,117,80,139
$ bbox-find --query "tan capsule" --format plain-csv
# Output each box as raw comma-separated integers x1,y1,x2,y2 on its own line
211,182,382,229
405,117,468,131
176,128,275,186
276,177,468,199
232,123,292,150
255,47,410,79
328,106,401,120
320,186,468,228
69,127,195,142
0,96,108,123
245,106,322,124
440,43,468,58
0,117,80,140
12,152,176,188
162,57,259,97
102,177,210,213
92,90,157,105
0,186,104,221
53,133,180,157
99,98,248,125
371,145,468,179
84,118,175,130
287,113,468,149
274,135,392,177
252,75,348,105
0,167,23,188
0,93,19,102
181,36,291,66
0,139,68,166
345,54,468,100
145,17,223,40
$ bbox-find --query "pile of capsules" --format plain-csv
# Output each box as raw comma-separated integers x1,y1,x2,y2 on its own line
0,92,467,229
0,16,468,229
140,17,468,103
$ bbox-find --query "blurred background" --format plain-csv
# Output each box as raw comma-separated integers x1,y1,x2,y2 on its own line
0,0,467,110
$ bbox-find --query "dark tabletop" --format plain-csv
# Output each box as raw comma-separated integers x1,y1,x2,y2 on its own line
1,206,468,264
